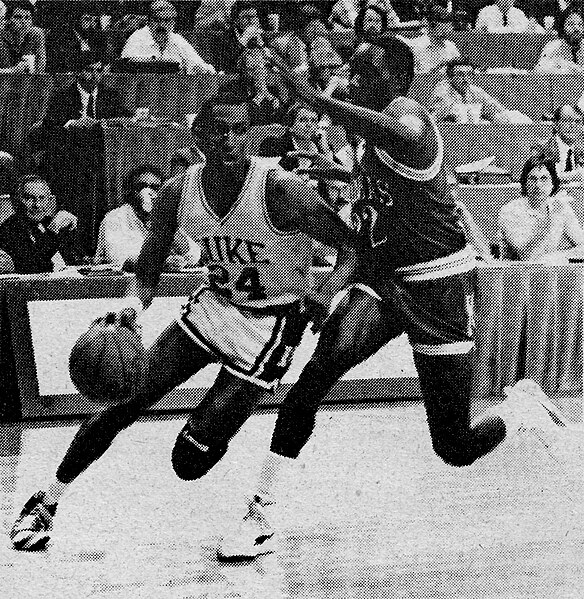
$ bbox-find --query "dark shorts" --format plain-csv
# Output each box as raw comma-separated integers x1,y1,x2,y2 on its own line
356,269,475,355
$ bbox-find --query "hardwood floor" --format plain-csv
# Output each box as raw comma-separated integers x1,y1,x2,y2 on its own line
1,402,582,599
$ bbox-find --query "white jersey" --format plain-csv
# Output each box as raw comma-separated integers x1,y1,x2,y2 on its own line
177,158,313,307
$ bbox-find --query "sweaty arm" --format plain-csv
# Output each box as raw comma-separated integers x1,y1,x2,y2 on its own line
267,171,361,302
129,175,185,309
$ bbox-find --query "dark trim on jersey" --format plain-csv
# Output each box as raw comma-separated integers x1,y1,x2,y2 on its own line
196,158,258,226
261,171,303,238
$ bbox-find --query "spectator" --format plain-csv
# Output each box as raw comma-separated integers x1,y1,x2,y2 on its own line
45,11,108,72
0,175,82,273
430,58,510,122
121,0,215,73
169,118,206,177
535,6,584,72
536,104,584,182
408,4,460,74
354,2,388,36
329,0,400,29
518,0,568,29
94,165,200,270
0,0,45,73
309,43,348,100
498,156,584,261
475,0,532,32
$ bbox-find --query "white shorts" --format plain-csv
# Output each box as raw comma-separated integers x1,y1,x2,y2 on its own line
178,286,307,390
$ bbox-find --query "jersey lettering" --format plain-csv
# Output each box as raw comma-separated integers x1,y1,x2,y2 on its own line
208,264,268,301
201,236,270,265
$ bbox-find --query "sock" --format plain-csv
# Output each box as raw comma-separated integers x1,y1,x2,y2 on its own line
44,478,69,505
254,451,296,504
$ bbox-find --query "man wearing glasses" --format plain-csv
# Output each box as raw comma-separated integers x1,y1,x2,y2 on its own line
121,0,215,73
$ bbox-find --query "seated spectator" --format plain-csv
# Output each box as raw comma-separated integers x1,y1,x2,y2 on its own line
0,175,82,273
518,0,567,29
121,0,215,73
536,104,584,182
45,11,108,72
430,59,510,122
210,0,267,73
0,0,45,73
330,0,401,29
408,4,460,74
475,0,533,32
498,156,584,261
535,6,584,72
309,43,348,100
94,165,200,270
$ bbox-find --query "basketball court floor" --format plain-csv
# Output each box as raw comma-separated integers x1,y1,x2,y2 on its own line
1,400,583,599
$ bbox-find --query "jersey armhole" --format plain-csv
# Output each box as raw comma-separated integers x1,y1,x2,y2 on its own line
262,170,302,237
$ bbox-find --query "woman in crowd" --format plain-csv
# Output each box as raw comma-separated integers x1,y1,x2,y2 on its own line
498,155,584,261
94,164,199,270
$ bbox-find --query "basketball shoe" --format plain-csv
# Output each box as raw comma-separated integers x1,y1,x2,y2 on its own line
10,491,57,551
217,494,277,560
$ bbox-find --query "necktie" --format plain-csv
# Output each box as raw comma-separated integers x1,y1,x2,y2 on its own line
566,148,574,172
502,11,508,27
87,93,95,119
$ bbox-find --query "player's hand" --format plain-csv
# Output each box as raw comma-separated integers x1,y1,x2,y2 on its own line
287,151,352,183
47,210,77,233
91,308,142,335
303,291,332,333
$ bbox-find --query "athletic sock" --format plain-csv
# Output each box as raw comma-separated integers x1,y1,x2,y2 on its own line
44,478,69,505
254,451,296,504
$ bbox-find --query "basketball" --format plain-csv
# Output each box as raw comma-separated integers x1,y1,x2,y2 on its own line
69,321,146,405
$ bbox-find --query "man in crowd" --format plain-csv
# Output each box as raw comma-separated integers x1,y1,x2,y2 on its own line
429,58,509,122
407,4,460,74
0,175,81,273
475,0,532,32
537,104,584,182
498,155,584,260
0,0,45,73
535,6,584,72
121,0,215,73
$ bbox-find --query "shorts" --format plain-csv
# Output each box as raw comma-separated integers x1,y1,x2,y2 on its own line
355,269,475,356
178,286,308,390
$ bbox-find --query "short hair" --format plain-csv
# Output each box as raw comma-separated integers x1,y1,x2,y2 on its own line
148,0,176,19
553,103,583,121
519,156,560,197
354,4,387,36
230,0,259,23
193,82,251,132
284,102,319,128
14,174,50,210
555,6,583,37
6,0,34,19
124,164,163,204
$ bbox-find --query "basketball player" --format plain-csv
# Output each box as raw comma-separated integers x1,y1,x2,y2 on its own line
216,37,571,559
10,85,361,551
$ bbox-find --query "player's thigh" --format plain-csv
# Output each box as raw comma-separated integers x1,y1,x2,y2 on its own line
314,286,404,373
138,321,215,403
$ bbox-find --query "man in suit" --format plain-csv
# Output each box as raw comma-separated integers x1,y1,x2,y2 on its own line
0,174,82,273
537,104,584,182
39,52,131,255
0,0,45,73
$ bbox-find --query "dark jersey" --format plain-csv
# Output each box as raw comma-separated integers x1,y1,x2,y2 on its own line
353,115,467,285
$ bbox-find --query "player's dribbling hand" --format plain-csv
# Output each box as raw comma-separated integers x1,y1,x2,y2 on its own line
91,308,142,336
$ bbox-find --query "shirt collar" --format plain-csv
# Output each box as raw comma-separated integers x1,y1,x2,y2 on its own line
555,134,572,153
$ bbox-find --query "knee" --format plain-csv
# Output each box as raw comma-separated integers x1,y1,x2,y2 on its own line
432,440,476,468
171,427,228,481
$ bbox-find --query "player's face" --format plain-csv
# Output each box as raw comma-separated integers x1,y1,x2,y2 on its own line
21,180,56,223
290,108,319,141
362,8,383,35
149,6,176,40
349,51,404,110
526,166,553,206
10,8,33,34
449,65,473,95
204,104,250,167
555,106,583,144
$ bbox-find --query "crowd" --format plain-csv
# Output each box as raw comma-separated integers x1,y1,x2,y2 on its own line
0,0,584,274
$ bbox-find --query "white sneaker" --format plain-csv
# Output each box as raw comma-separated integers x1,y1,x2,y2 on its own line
217,495,277,561
498,379,567,439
